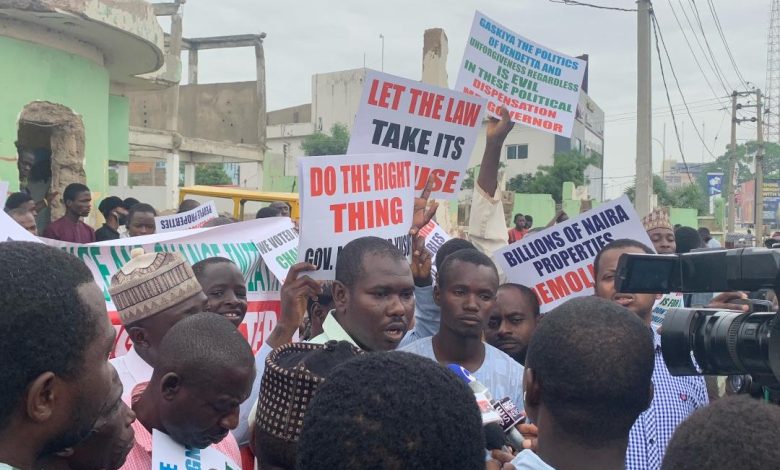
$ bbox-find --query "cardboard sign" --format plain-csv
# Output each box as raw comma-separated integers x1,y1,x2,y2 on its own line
651,292,684,330
155,200,219,232
297,153,415,279
153,430,240,470
255,218,299,282
417,220,452,276
0,211,283,355
348,70,487,199
0,181,9,209
494,195,652,313
455,11,586,137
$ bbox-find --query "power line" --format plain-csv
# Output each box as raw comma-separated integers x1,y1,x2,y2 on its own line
676,0,731,95
705,0,749,89
652,7,698,183
652,6,718,160
547,0,636,12
687,0,735,92
606,96,727,118
666,0,730,102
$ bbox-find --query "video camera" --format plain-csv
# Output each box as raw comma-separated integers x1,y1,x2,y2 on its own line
615,248,780,397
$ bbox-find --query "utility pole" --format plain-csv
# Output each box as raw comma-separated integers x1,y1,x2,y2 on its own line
636,0,653,217
727,91,738,233
380,34,385,71
756,89,766,243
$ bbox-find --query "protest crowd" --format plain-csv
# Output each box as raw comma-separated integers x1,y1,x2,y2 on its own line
3,10,780,470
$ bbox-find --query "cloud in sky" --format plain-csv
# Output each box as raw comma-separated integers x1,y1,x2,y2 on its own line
179,0,769,198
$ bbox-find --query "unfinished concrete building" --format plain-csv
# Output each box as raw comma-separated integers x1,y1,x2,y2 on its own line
0,0,174,221
122,4,269,211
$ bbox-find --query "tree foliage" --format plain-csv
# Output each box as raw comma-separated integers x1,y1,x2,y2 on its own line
195,163,232,186
506,151,598,203
622,140,780,215
301,123,350,156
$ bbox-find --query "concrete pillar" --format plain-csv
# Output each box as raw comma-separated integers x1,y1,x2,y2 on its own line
421,28,455,234
165,152,180,210
254,162,264,190
118,164,129,187
184,162,196,186
422,28,449,88
255,35,267,150
188,48,198,84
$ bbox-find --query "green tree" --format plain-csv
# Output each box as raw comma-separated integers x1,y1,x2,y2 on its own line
625,175,673,206
460,163,505,190
301,123,350,156
506,151,598,203
195,163,232,185
625,174,708,214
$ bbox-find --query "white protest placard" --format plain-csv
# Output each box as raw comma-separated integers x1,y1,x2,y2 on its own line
494,195,652,313
651,292,684,330
297,153,415,280
0,181,9,209
348,70,487,200
255,217,299,282
417,220,452,276
152,430,240,470
155,200,219,232
455,11,586,137
0,211,284,356
0,210,39,242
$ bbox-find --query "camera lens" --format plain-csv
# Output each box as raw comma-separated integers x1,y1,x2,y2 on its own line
662,309,776,378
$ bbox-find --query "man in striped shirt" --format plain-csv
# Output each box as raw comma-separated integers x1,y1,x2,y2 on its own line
593,239,708,470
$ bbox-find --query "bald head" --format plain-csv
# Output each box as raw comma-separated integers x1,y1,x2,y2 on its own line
155,313,254,382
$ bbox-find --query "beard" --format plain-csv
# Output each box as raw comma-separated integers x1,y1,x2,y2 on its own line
510,348,528,366
38,393,100,458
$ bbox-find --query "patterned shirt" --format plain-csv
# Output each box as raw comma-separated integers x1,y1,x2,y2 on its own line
399,336,525,410
120,383,241,470
626,331,709,470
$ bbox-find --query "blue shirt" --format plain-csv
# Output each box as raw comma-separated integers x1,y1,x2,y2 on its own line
626,331,709,470
399,284,440,348
399,336,525,410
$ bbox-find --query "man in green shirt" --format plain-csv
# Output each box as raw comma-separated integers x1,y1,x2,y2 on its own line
310,236,416,350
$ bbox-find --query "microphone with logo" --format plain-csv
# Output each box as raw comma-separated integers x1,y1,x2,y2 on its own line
447,364,526,451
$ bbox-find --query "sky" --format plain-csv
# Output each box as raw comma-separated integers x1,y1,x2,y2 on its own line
177,0,770,199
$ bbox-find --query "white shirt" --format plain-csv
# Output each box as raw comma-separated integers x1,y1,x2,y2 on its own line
706,238,721,248
511,450,556,469
399,336,525,410
110,347,153,400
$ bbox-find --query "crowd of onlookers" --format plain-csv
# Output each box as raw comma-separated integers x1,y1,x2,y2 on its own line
2,109,779,470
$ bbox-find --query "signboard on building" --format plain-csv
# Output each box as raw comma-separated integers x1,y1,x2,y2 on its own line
707,173,724,196
763,180,780,225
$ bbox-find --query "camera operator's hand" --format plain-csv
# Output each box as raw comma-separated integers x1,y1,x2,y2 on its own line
706,291,750,312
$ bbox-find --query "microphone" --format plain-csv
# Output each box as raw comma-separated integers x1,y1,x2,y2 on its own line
484,422,509,451
447,364,526,451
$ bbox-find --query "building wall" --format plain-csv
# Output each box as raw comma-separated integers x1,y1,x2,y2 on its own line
129,81,260,144
109,95,130,162
0,36,110,197
311,68,366,133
